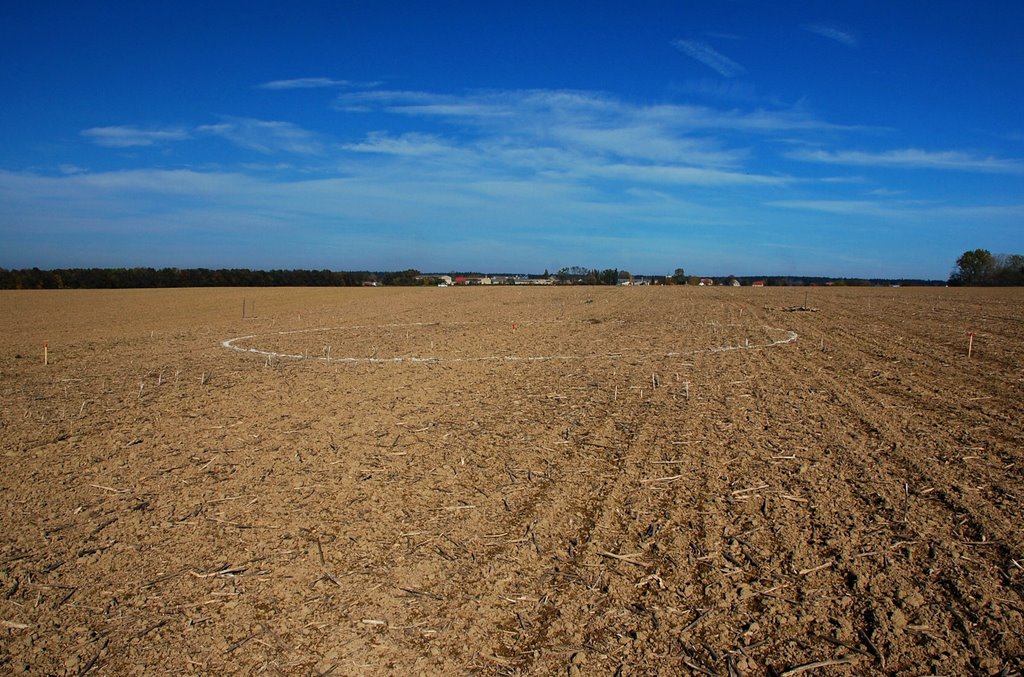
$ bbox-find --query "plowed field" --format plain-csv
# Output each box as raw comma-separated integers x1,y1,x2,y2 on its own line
1,286,1022,675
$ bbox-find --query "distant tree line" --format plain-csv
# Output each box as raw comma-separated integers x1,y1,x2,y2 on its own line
0,266,949,290
948,249,1024,286
555,266,628,285
728,276,943,287
555,266,942,287
0,267,428,290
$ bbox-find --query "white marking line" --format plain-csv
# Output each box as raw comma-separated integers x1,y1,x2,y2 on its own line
221,322,797,365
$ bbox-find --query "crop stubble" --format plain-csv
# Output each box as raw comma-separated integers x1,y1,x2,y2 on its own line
0,286,1022,675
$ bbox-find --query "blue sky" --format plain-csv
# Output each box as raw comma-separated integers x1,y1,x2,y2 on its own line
1,1,1021,278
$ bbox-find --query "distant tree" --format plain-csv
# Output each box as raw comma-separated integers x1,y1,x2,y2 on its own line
380,268,421,286
950,249,996,285
558,265,590,279
992,254,1024,286
557,266,589,280
671,268,687,285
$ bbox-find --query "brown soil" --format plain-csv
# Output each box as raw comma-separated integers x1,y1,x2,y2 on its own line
1,286,1022,676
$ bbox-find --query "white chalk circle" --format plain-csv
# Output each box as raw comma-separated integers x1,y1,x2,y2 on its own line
221,321,798,364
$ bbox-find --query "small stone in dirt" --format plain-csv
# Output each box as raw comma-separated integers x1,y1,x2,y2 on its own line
570,651,586,665
898,587,925,608
977,657,1001,672
890,608,907,630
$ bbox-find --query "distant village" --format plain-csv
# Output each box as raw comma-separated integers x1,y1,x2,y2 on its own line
418,274,754,287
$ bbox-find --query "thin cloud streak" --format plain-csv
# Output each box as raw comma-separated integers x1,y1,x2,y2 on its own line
81,126,190,147
767,199,906,218
256,77,354,90
82,118,327,155
672,39,746,77
197,117,324,155
335,88,863,139
342,132,455,156
803,24,858,47
551,125,744,167
790,147,1024,173
592,163,788,187
769,199,1024,223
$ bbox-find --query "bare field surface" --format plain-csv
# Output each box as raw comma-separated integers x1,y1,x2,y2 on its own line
1,286,1022,676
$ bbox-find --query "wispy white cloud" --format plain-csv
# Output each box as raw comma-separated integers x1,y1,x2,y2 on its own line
333,89,800,185
198,117,323,154
549,124,744,167
768,198,1024,223
673,79,772,106
342,132,455,156
256,77,353,90
672,39,746,77
934,203,1024,221
338,89,606,121
789,147,1024,173
336,88,858,144
81,125,189,147
767,199,905,218
803,24,858,47
590,163,788,187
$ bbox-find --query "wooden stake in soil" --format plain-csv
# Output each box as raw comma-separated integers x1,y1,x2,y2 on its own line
43,343,48,366
967,331,976,358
